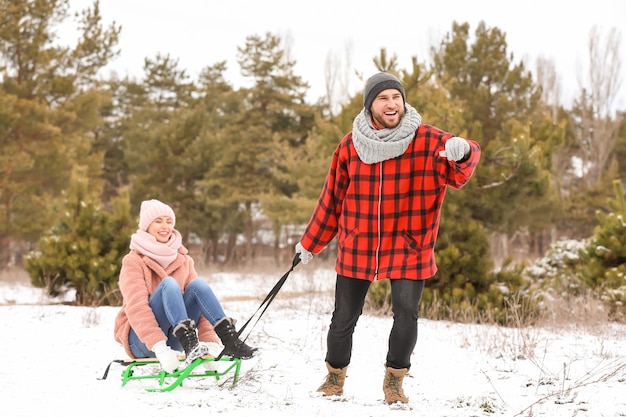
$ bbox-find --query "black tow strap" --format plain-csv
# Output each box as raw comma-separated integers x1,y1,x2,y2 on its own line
98,359,127,380
215,254,301,360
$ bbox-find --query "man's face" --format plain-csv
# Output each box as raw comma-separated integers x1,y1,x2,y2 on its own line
370,88,404,128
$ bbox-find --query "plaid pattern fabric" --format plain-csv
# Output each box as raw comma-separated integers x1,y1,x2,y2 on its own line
300,124,480,281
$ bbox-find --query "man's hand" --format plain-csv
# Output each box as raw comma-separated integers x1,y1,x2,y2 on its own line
439,137,470,161
295,242,313,265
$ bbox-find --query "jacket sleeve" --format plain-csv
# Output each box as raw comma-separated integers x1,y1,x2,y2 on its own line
442,138,481,189
118,254,166,351
300,138,350,253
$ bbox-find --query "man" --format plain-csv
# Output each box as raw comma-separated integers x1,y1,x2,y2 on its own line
295,72,481,405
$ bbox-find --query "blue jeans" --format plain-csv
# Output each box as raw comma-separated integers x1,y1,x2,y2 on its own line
325,275,424,370
129,277,226,358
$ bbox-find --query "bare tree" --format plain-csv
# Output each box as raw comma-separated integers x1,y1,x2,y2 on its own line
585,27,623,117
323,51,339,114
574,26,623,187
323,41,353,117
535,55,561,120
535,55,573,200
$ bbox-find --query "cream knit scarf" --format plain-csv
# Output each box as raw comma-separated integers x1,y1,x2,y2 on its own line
352,104,422,164
129,229,183,269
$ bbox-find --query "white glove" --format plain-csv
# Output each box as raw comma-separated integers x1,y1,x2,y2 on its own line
295,242,313,265
201,342,224,371
152,340,180,373
439,137,470,161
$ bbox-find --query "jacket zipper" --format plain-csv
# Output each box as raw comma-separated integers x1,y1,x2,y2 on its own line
374,161,383,278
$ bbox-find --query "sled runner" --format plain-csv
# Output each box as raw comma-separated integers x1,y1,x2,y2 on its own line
99,355,241,392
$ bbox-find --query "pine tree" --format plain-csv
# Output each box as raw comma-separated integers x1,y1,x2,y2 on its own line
429,21,561,251
200,33,315,263
578,180,626,319
0,0,120,263
23,167,134,306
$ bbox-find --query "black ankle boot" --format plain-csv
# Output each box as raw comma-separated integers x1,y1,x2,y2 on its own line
173,319,209,365
214,318,258,359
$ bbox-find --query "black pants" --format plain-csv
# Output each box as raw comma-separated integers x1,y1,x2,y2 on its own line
325,275,425,370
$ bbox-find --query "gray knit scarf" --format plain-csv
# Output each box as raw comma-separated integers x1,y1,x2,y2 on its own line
352,104,422,164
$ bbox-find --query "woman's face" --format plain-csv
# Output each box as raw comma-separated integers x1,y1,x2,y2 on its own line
147,216,174,243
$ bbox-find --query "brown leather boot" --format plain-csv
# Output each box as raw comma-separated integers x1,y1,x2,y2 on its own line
383,366,409,404
317,362,347,396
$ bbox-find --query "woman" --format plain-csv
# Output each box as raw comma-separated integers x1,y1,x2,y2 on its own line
114,199,256,372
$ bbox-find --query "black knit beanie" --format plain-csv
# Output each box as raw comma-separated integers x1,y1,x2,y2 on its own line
363,72,405,112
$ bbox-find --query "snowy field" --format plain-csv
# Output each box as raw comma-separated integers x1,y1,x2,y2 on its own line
1,266,626,417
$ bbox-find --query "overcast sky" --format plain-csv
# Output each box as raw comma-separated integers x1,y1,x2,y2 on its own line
67,0,626,110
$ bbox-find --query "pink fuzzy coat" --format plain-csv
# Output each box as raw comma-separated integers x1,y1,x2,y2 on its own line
113,245,219,358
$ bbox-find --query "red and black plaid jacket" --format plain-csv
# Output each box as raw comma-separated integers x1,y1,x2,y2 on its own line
300,123,481,281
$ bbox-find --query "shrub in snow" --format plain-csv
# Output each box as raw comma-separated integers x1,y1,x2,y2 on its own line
23,181,134,306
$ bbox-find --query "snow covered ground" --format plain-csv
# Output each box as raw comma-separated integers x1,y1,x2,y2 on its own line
2,266,626,417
